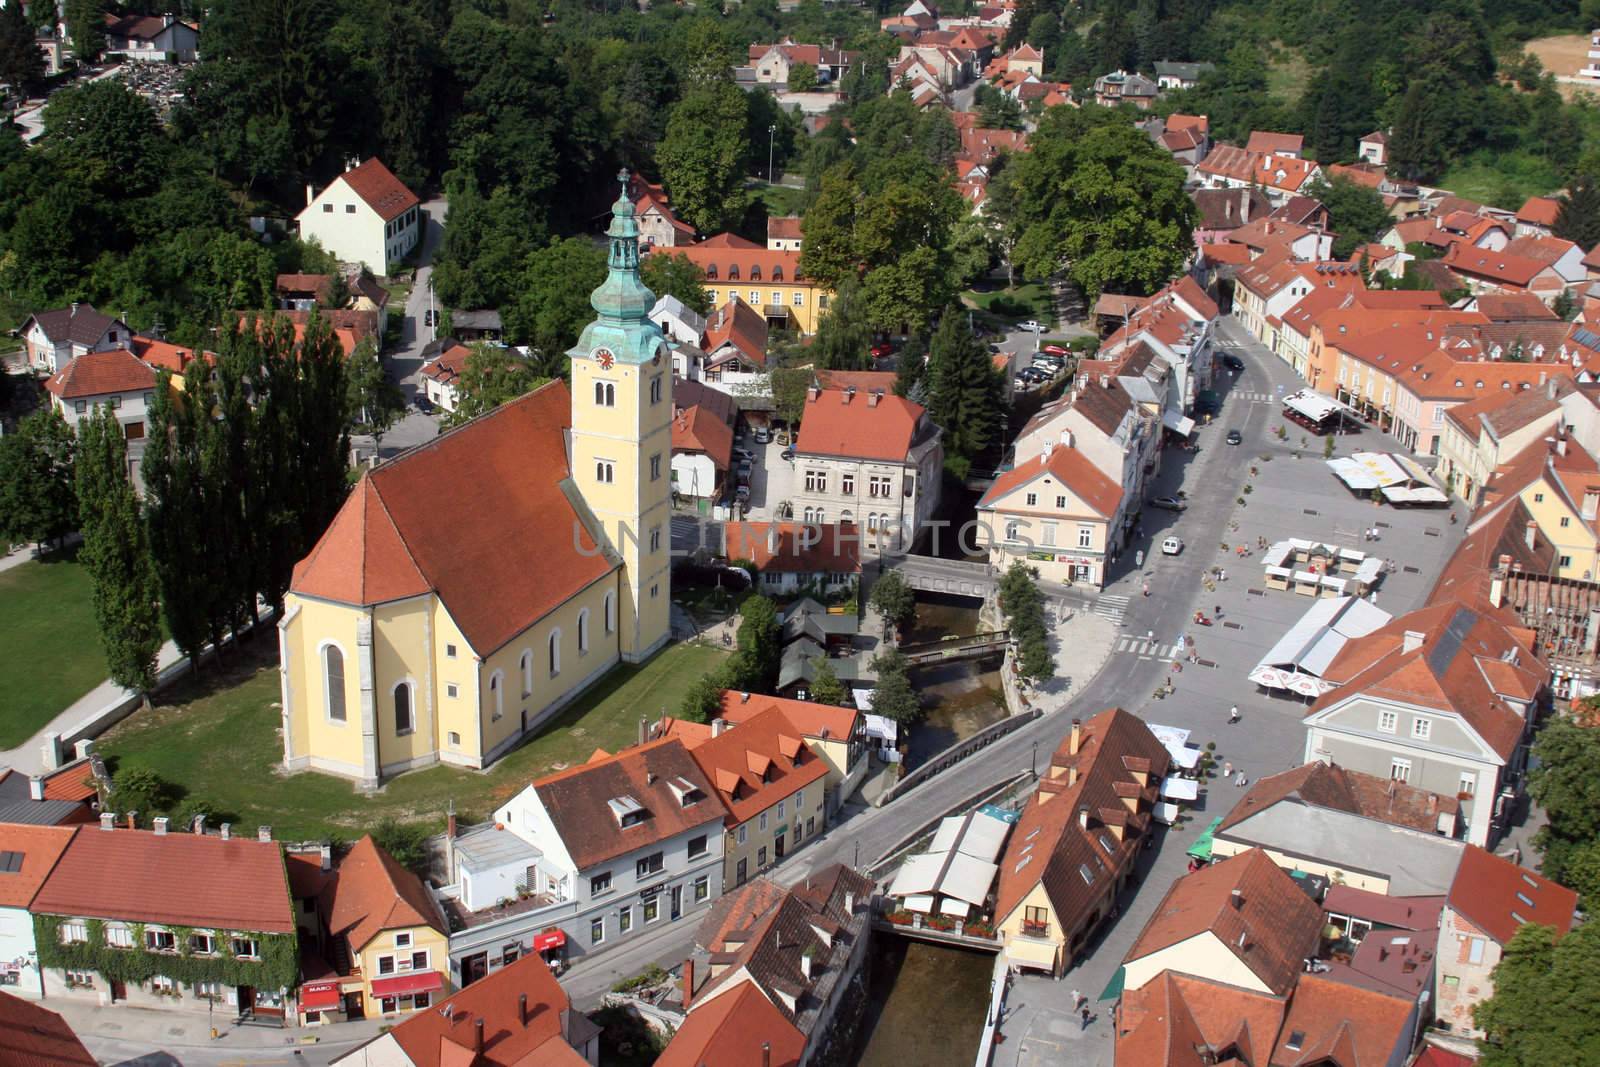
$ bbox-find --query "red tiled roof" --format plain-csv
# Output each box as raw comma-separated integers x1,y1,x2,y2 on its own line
1216,761,1456,838
1167,113,1209,134
1116,971,1285,1067
977,444,1123,519
337,158,419,222
656,981,804,1067
1322,885,1446,930
40,761,97,804
291,382,616,655
1441,242,1554,287
1327,162,1384,190
1447,844,1576,945
43,348,155,399
686,706,830,828
0,991,96,1067
673,401,735,470
1197,145,1318,193
1413,1046,1477,1067
995,708,1169,932
532,738,726,870
767,215,803,242
378,954,585,1067
130,335,205,374
797,387,927,463
1123,849,1322,997
1474,292,1559,322
718,690,859,744
420,340,473,386
0,825,75,908
1269,973,1413,1067
30,827,295,933
275,273,336,302
1245,131,1303,156
1200,242,1252,265
703,297,769,367
723,521,862,575
1517,196,1561,227
323,836,446,954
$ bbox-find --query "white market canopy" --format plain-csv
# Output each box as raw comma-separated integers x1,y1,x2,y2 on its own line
885,808,1012,912
1148,724,1202,770
1327,452,1446,500
1162,410,1196,436
1249,595,1392,696
1161,778,1200,802
1283,389,1349,423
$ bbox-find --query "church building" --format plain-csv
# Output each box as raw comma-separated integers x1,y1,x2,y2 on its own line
278,173,674,788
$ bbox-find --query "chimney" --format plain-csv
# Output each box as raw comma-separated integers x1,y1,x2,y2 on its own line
845,891,855,912
99,812,115,831
153,816,169,835
1077,805,1088,829
763,1042,772,1067
741,691,751,703
1068,765,1078,787
27,776,43,801
519,992,529,1027
220,822,231,840
868,390,881,408
192,814,206,835
639,715,648,747
1225,197,1233,221
646,771,657,786
475,1018,485,1053
1402,630,1425,654
257,825,272,842
1231,888,1243,910
320,843,333,871
125,811,137,830
446,805,457,842
807,385,820,403
305,183,315,207
801,952,813,980
713,718,730,737
1069,718,1082,755
682,959,695,1009
843,385,856,404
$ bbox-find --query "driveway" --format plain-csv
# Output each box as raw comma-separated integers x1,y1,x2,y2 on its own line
378,197,449,459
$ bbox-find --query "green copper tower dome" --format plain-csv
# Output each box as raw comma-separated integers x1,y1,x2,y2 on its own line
570,169,666,367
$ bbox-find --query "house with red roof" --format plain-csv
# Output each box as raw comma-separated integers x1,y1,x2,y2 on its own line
331,953,598,1065
670,378,737,498
1301,601,1546,846
20,303,131,374
976,440,1125,588
296,158,422,272
670,237,833,334
30,818,298,1018
1196,144,1322,201
1434,845,1577,1040
1441,241,1568,304
1245,130,1304,158
0,824,76,999
418,338,474,413
790,386,944,553
0,990,96,1065
43,347,159,441
995,709,1170,976
713,690,867,816
723,520,862,596
685,704,830,890
634,177,696,250
1515,195,1562,238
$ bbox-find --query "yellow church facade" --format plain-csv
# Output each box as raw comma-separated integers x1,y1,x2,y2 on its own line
278,173,674,789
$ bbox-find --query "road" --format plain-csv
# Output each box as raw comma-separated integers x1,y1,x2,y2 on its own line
372,197,449,460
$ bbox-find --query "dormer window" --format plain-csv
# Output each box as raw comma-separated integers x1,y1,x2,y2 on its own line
773,266,784,281
607,795,648,828
750,265,761,281
727,265,740,281
705,264,717,280
667,776,704,807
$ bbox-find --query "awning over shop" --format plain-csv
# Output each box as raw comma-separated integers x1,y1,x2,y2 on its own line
1148,725,1202,770
1161,778,1199,802
299,983,341,1011
1162,410,1196,436
1381,485,1449,504
533,929,567,952
1251,595,1391,696
370,970,444,998
905,894,936,914
1099,965,1126,1002
1187,816,1224,860
939,898,973,918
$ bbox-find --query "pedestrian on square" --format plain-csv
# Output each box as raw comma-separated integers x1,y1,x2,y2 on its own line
1223,760,1232,777
1072,990,1083,1011
1229,705,1240,724
1081,1007,1093,1030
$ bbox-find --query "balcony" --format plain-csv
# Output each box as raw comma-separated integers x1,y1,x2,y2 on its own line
1020,920,1052,939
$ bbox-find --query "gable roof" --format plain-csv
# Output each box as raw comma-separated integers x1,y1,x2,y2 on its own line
703,297,769,367
0,824,75,908
1441,242,1556,287
43,347,156,399
994,708,1169,930
375,954,585,1067
23,304,124,347
976,443,1123,519
796,388,929,463
1216,761,1456,838
673,242,806,287
419,340,473,387
275,273,336,302
717,690,859,745
1246,131,1303,156
290,382,617,656
0,991,96,1067
656,980,804,1067
335,158,419,222
767,216,803,242
723,521,862,575
1124,849,1323,997
685,705,830,827
1270,973,1413,1067
30,827,295,933
323,835,446,953
1447,844,1577,944
1117,971,1286,1067
532,738,725,870
1516,196,1562,228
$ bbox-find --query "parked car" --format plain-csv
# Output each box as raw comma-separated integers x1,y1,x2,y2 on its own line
1162,536,1184,555
1149,496,1187,512
1195,390,1221,415
1226,429,1243,445
1219,353,1245,371
871,342,895,359
415,395,434,414
780,447,796,462
1033,357,1063,371
1016,320,1042,332
732,446,755,463
1041,344,1070,356
753,426,771,444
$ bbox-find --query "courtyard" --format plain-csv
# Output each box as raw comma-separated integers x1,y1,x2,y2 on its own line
97,638,730,842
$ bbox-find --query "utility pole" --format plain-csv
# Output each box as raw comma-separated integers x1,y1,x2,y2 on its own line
768,124,777,183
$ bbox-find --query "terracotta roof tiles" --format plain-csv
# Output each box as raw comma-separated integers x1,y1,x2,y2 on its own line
796,387,928,463
723,521,862,576
656,980,804,1067
1447,844,1576,944
686,706,830,828
0,991,96,1067
0,824,75,908
323,835,446,954
977,444,1123,519
43,348,156,399
717,690,860,745
337,158,419,223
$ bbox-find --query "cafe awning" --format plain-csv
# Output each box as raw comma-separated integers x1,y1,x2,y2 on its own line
1161,778,1199,802
1187,816,1224,860
533,929,567,952
1098,965,1126,1002
1162,410,1196,436
371,970,444,998
299,983,341,1012
905,894,936,914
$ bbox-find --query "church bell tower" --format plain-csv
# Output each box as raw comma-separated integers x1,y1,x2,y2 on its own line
568,171,673,663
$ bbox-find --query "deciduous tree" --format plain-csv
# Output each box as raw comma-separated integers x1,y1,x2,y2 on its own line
508,238,607,375
1306,176,1392,260
808,656,846,705
446,344,544,427
346,337,404,445
0,410,77,550
867,647,919,724
0,0,46,93
868,570,916,634
657,80,751,233
1474,921,1600,1065
1529,717,1600,885
641,252,711,316
1554,173,1600,251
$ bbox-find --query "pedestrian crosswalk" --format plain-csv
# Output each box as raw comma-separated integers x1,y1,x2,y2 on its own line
1115,635,1181,659
1094,593,1130,624
1234,391,1277,404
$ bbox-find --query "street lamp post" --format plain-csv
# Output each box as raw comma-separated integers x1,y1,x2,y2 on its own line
1031,740,1039,780
768,124,777,183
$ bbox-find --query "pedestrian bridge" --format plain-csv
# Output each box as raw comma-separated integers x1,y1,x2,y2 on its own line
882,554,994,601
900,631,1010,667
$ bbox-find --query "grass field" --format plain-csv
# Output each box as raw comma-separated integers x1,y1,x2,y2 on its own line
1266,45,1312,105
962,283,1055,330
751,182,808,218
0,551,105,749
1437,151,1563,210
98,639,731,842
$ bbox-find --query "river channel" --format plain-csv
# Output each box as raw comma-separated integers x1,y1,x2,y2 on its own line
850,937,994,1067
902,594,1008,770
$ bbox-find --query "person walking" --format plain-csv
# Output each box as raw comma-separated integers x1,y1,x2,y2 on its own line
1223,760,1232,777
1071,989,1083,1012
1229,705,1240,724
1081,1006,1093,1030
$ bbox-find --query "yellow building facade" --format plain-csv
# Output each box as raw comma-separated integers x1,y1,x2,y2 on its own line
279,173,672,788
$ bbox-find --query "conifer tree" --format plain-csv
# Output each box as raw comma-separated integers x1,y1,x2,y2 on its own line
74,406,162,701
1554,174,1600,252
926,309,1005,476
143,370,212,672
